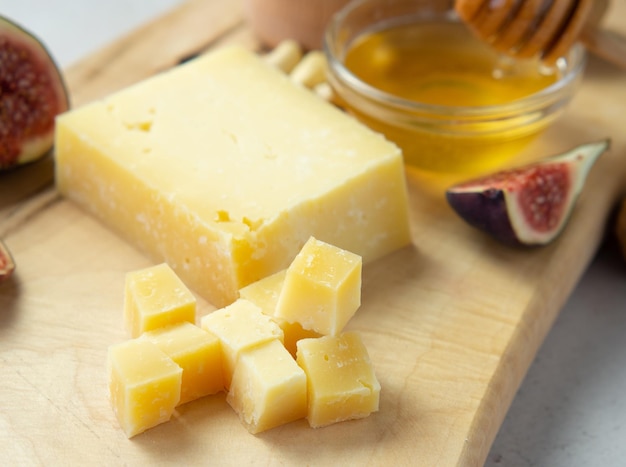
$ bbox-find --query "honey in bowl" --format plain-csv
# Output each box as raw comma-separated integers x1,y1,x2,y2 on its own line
344,22,557,107
325,0,586,176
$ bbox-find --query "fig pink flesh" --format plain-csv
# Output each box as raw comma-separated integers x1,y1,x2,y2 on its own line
457,162,571,233
513,164,570,233
0,28,64,168
0,239,15,280
447,140,609,247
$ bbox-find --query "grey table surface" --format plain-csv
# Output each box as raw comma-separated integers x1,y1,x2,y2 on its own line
2,1,625,465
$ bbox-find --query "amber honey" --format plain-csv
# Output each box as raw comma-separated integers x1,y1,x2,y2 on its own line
326,6,584,176
345,21,558,108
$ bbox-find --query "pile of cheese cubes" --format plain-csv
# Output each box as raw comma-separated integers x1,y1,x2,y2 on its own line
107,236,381,438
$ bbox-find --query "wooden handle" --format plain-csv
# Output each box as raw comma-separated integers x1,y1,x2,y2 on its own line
581,0,626,69
582,28,626,70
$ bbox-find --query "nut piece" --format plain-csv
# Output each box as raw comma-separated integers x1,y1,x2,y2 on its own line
263,39,303,73
0,239,16,281
290,50,328,89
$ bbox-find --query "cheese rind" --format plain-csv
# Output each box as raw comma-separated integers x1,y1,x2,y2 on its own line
275,237,362,336
124,262,196,337
141,322,224,404
296,332,380,428
238,269,321,357
200,298,283,388
227,339,307,434
107,339,182,438
55,46,411,307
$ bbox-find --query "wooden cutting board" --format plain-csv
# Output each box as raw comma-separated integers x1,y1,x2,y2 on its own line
2,1,626,465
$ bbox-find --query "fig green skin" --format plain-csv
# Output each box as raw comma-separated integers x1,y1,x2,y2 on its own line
446,188,521,246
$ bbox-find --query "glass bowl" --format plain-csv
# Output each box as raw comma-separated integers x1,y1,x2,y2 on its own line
323,0,586,175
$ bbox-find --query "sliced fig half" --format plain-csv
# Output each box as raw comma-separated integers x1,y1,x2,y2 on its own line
0,15,69,170
0,238,15,281
446,140,610,246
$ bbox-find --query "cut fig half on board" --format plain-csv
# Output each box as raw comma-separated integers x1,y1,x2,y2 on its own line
0,15,69,170
446,140,610,246
0,239,15,281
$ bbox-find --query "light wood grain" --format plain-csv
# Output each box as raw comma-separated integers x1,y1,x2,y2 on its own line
1,1,626,466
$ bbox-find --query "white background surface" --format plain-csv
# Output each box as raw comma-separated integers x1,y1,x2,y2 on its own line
1,1,625,465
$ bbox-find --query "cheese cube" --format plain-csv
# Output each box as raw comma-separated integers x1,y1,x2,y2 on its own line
107,339,182,438
275,237,361,336
200,298,283,387
238,269,287,316
296,332,380,428
55,45,411,308
142,322,224,404
278,321,323,360
239,269,320,357
227,339,307,434
124,263,196,337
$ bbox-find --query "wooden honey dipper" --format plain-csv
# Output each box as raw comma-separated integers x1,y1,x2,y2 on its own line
455,0,626,69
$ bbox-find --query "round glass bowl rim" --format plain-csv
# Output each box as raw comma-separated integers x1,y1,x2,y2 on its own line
323,0,587,118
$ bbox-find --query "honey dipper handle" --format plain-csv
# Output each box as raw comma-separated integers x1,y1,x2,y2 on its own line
582,28,626,70
581,0,626,70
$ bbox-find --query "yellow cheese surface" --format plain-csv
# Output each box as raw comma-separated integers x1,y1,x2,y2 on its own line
200,298,283,387
107,339,182,438
227,339,307,434
238,269,321,357
55,46,411,307
142,322,223,404
238,269,287,316
124,262,196,337
296,332,380,428
276,237,362,335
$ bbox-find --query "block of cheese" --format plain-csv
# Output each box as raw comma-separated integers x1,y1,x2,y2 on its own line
238,269,320,357
142,322,223,404
124,262,196,337
55,45,411,307
107,338,182,438
227,339,307,434
275,237,361,336
296,332,380,428
200,298,283,388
